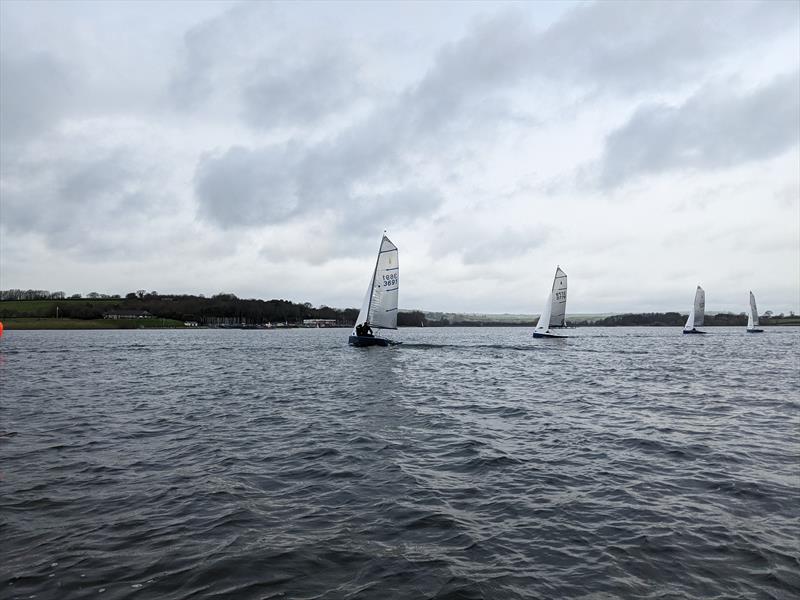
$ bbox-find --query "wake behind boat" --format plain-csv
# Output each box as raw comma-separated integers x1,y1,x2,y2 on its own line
683,285,706,334
533,266,568,339
746,291,764,333
348,234,400,347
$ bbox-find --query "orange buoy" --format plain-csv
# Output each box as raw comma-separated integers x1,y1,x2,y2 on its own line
0,321,4,337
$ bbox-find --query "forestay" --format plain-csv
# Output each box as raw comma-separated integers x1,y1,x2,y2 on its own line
353,235,399,334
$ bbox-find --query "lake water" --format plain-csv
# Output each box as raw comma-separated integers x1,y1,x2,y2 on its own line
1,327,798,599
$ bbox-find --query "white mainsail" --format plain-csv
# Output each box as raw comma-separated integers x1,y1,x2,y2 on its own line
534,266,567,335
352,235,399,335
747,291,759,330
549,267,568,327
684,285,705,330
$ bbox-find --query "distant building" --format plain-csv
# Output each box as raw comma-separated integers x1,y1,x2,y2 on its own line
103,310,153,320
183,321,199,327
302,319,338,328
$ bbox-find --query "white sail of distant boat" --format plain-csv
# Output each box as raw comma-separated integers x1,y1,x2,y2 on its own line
533,266,568,339
683,285,706,334
349,234,399,346
746,291,764,333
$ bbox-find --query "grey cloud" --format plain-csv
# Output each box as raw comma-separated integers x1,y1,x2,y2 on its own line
169,3,276,110
170,1,798,141
168,33,214,110
348,188,443,237
596,70,800,187
252,188,440,265
461,228,549,265
193,142,442,242
534,0,792,91
59,155,134,207
182,1,799,225
1,149,173,257
0,52,73,143
276,1,799,182
406,13,533,133
430,219,551,265
170,2,365,129
242,48,364,129
194,145,303,228
403,0,798,135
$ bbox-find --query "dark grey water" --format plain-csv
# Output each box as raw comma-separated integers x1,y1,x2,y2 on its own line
1,327,798,599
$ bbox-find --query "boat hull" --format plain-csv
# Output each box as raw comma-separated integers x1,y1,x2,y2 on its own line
746,328,764,333
682,329,706,334
532,331,566,339
348,335,394,347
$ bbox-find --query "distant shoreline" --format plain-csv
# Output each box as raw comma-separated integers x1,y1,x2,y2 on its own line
2,295,798,329
2,317,798,331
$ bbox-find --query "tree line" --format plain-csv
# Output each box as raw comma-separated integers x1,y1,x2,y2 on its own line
571,312,795,327
0,289,128,300
1,290,793,326
0,289,431,327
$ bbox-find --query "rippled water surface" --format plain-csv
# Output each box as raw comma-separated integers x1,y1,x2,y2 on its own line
1,327,799,599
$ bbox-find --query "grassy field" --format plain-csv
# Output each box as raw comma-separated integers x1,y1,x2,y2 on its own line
0,299,121,318
1,318,185,330
770,318,800,326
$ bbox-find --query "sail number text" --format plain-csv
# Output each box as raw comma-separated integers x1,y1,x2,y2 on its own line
555,291,566,301
382,273,398,287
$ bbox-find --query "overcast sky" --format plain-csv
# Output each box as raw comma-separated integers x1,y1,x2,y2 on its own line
1,0,798,314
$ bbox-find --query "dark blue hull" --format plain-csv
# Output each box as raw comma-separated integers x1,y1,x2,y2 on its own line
746,329,764,333
348,335,391,347
532,331,566,339
683,329,706,334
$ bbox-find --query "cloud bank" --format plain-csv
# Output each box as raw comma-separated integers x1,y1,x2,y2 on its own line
1,0,798,313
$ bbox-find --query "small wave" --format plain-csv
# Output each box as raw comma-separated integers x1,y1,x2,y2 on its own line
400,342,548,351
2,326,798,599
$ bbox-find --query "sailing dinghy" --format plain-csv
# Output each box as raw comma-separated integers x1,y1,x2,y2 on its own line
746,291,764,333
683,285,706,334
533,266,568,339
349,234,400,347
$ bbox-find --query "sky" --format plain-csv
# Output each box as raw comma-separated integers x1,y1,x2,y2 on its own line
1,0,798,315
